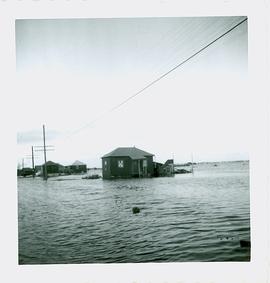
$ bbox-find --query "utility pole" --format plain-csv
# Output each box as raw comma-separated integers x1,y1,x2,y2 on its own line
31,146,35,178
22,125,54,181
172,153,175,175
43,124,48,180
191,153,194,176
33,143,54,180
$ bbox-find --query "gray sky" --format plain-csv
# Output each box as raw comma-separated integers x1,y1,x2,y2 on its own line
16,16,248,167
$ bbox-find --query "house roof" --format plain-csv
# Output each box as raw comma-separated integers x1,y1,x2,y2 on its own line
45,160,58,166
102,147,154,160
72,160,86,166
43,160,63,166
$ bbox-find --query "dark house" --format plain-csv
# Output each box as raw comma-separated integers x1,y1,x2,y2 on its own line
18,167,34,177
102,147,154,179
68,160,87,174
42,161,65,175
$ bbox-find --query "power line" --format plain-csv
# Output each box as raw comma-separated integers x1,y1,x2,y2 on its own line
65,17,247,138
151,17,243,77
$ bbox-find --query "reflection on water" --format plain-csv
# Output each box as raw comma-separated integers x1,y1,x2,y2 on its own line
18,161,250,264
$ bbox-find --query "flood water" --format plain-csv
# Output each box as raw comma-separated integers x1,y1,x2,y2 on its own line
18,161,250,264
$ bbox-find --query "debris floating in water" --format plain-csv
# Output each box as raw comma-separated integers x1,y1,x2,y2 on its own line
240,240,251,248
132,207,140,214
173,168,192,174
54,178,78,181
82,174,101,180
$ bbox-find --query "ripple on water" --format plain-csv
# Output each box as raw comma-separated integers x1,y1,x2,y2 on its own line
18,162,250,263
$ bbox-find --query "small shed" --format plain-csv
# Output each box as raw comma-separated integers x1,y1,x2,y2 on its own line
101,147,154,179
154,159,174,177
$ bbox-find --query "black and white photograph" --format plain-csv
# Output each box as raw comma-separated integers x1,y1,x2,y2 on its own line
0,1,269,283
16,16,250,264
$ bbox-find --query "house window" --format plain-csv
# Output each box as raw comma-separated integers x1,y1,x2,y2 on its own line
104,160,107,170
118,160,124,168
143,160,147,167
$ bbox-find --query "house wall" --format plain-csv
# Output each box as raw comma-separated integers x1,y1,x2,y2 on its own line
20,168,33,177
102,157,111,179
102,156,132,179
44,164,59,174
70,165,87,173
132,160,139,176
146,156,154,176
58,165,66,173
102,156,154,179
131,157,154,177
41,163,65,174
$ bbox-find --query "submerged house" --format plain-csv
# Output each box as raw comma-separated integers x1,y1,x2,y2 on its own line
68,160,87,174
18,167,34,177
41,160,65,175
101,147,154,179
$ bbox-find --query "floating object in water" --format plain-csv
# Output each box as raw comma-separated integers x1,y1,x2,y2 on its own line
240,240,251,248
132,207,140,214
218,236,234,241
174,169,191,174
82,174,101,180
55,178,77,181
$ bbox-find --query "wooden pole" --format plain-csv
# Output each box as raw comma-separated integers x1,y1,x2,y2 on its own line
31,146,35,178
191,153,194,175
43,125,48,180
172,153,174,175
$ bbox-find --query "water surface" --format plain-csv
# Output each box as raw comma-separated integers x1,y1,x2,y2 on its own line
18,161,250,264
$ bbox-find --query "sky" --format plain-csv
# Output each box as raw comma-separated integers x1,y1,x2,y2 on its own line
16,16,248,167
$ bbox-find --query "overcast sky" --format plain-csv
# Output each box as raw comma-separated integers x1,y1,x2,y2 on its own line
16,16,248,167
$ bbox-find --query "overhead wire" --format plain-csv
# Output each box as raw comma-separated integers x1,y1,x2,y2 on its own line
63,17,247,139
151,16,246,77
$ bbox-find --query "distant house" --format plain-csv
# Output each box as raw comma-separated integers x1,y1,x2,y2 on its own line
68,160,87,174
18,167,33,177
101,147,154,179
42,161,65,175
